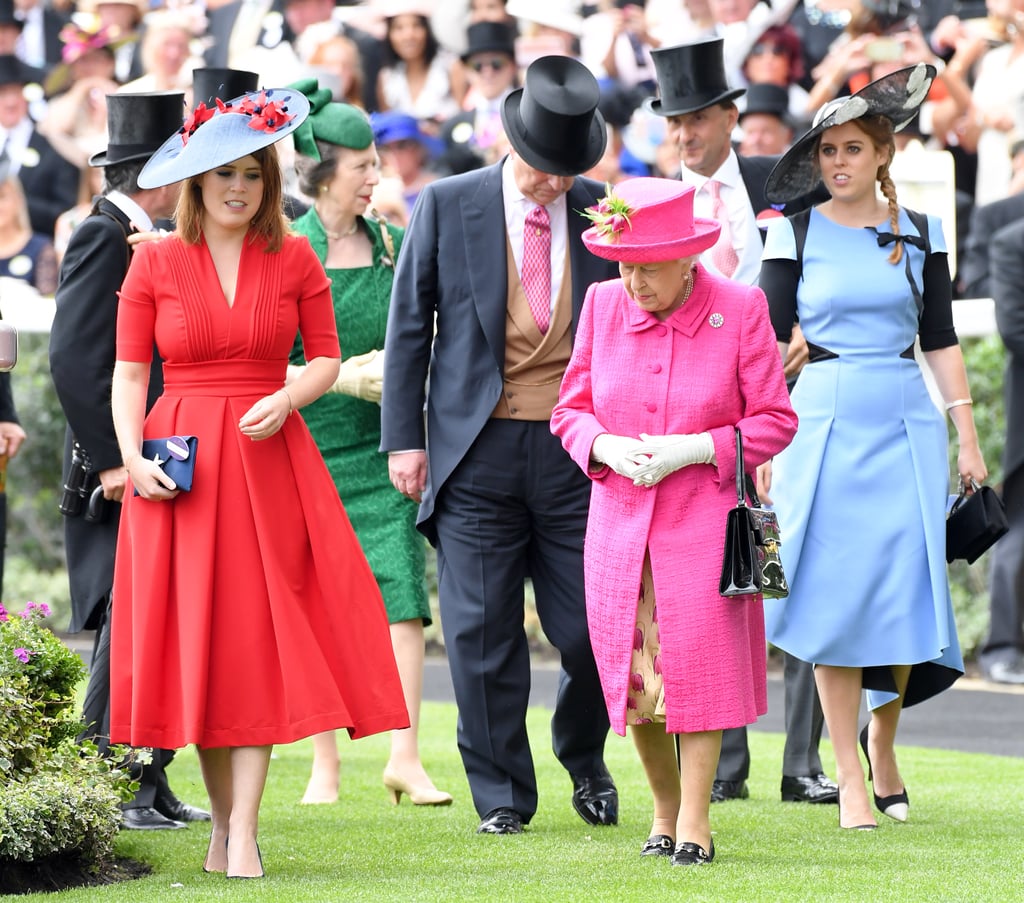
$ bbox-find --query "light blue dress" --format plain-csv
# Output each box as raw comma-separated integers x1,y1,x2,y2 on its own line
761,207,962,710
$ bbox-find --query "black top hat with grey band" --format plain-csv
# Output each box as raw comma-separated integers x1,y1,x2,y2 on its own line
642,38,745,118
88,91,186,167
764,63,935,204
191,67,259,109
500,55,606,177
739,83,792,124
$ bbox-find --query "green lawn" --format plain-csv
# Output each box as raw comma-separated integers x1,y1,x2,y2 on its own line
10,701,1023,902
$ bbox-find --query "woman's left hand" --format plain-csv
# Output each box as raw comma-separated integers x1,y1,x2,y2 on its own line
957,439,988,491
239,390,291,441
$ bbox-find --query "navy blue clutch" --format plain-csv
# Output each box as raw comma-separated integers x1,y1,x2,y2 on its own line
134,435,198,494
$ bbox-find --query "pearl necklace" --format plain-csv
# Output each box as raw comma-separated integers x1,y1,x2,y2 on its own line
323,220,359,240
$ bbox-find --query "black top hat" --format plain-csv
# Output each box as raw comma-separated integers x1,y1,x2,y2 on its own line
739,83,791,123
0,54,32,87
500,55,606,176
89,91,186,167
765,63,935,204
0,0,22,30
191,67,259,109
643,38,745,118
461,21,516,62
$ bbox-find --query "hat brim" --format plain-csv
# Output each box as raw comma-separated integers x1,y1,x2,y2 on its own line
642,87,745,119
765,63,935,205
138,88,310,189
582,219,721,263
501,87,606,177
88,147,159,167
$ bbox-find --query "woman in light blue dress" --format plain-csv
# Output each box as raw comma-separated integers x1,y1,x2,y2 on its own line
758,65,989,831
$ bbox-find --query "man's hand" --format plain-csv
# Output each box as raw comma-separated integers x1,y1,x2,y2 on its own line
389,450,427,503
98,465,129,503
0,421,26,458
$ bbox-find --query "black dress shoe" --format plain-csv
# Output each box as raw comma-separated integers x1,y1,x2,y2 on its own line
672,839,715,866
710,779,749,803
571,771,618,826
640,835,674,857
122,806,187,830
781,773,839,804
476,807,524,835
155,794,212,823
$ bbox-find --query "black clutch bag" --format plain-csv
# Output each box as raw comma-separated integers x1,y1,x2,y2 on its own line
720,428,789,599
946,478,1008,565
133,435,198,495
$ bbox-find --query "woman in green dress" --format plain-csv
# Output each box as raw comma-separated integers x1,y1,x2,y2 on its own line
287,80,451,807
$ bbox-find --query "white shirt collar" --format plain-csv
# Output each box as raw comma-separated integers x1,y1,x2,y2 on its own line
105,190,154,232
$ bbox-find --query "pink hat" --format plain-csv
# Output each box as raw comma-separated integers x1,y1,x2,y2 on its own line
581,177,721,263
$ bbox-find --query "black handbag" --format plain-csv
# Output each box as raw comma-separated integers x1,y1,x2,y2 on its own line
720,428,789,599
946,478,1008,565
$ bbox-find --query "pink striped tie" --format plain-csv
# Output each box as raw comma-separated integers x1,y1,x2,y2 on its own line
522,205,551,333
707,179,739,279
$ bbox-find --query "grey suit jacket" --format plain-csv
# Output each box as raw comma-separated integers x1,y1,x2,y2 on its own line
380,160,617,542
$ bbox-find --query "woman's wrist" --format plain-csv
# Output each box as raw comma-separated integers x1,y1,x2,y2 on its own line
278,386,295,415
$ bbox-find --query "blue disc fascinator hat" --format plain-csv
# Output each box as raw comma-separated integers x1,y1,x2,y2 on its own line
764,63,935,205
138,86,310,189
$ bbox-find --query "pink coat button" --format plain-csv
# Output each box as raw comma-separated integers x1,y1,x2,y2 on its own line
651,363,662,374
646,402,657,412
656,326,667,336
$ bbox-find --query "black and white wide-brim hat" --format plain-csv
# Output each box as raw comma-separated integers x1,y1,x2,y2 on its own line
764,63,935,205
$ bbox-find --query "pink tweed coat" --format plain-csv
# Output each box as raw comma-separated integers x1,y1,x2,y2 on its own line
551,265,798,736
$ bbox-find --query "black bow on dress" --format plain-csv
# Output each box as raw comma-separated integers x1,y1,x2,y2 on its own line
869,228,928,318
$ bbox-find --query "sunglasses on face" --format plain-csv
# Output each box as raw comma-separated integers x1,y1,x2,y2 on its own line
469,57,510,73
750,43,788,58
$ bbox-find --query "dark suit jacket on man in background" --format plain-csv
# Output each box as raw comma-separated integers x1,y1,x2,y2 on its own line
978,218,1024,681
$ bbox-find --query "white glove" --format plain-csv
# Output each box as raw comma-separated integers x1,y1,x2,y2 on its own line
329,349,385,403
629,432,715,486
591,433,648,479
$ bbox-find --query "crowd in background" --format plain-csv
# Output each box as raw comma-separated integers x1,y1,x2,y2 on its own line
0,0,1019,300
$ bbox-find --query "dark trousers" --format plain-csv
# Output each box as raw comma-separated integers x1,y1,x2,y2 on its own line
716,652,824,782
982,468,1024,664
433,420,610,822
80,596,175,810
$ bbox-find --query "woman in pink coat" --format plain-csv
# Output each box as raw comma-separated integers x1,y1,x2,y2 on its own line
551,177,797,867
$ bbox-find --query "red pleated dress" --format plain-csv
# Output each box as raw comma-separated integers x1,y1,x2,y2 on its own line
109,232,409,750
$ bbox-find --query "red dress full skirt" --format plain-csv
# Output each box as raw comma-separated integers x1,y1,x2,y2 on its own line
109,233,409,749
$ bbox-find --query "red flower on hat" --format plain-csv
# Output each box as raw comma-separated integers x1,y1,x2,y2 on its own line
179,101,216,146
237,91,294,134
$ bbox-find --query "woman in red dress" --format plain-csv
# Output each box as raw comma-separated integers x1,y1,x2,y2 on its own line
108,88,408,879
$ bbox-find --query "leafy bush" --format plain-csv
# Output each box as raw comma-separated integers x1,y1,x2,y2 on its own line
0,601,136,887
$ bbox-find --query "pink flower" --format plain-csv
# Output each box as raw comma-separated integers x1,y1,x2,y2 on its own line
0,602,7,621
651,603,659,624
653,653,662,676
26,601,51,617
609,214,627,233
633,627,644,652
13,647,31,663
595,200,611,215
630,672,645,693
626,697,637,710
635,717,653,725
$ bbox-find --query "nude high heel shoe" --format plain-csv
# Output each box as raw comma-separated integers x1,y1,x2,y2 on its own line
382,766,453,806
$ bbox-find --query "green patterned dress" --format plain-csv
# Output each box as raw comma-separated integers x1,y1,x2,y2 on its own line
290,208,429,625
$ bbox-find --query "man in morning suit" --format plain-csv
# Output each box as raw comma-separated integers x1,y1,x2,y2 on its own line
381,55,619,836
645,37,837,806
978,218,1024,684
49,88,209,831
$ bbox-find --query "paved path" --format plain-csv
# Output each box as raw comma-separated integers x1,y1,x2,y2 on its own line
423,659,1024,759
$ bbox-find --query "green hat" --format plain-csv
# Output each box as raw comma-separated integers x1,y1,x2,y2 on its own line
289,77,373,161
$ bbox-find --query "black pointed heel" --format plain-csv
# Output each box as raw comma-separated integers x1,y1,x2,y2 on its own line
859,724,909,821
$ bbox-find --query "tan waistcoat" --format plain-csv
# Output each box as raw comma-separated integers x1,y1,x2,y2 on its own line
491,234,573,420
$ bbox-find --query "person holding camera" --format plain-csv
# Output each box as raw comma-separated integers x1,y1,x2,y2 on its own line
49,87,209,832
